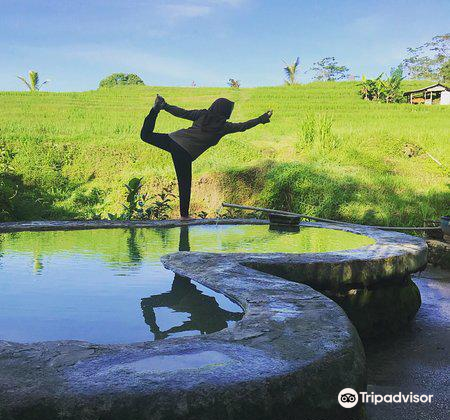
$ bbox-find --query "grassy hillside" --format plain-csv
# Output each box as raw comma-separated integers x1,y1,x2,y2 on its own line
0,81,449,225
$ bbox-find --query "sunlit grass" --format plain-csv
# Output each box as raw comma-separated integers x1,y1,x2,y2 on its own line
0,81,448,225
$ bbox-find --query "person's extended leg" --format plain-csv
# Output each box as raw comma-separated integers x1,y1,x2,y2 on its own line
140,108,158,140
140,95,171,151
140,109,172,152
171,144,193,218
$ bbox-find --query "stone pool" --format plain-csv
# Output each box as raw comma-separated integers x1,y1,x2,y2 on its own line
0,219,427,420
0,224,372,344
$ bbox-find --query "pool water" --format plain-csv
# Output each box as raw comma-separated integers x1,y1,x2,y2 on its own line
0,224,374,344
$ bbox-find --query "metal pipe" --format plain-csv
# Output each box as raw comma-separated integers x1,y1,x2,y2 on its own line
222,202,346,224
221,202,442,232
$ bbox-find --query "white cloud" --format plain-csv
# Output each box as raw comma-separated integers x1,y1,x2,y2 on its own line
62,45,220,84
160,0,245,21
209,0,245,5
161,4,211,19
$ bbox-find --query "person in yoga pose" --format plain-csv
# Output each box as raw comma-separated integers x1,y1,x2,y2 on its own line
140,95,272,220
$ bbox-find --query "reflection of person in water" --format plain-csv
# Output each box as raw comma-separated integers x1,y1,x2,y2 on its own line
178,225,190,252
140,226,242,340
141,274,242,340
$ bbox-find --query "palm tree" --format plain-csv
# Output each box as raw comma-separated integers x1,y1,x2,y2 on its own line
17,70,50,91
283,57,300,85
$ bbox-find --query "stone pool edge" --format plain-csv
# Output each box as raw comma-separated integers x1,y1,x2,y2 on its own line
0,219,427,420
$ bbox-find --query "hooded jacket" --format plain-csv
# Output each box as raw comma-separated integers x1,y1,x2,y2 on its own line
164,98,268,160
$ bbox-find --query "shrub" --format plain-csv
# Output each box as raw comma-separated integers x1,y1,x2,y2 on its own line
358,70,404,103
108,178,176,220
98,73,144,88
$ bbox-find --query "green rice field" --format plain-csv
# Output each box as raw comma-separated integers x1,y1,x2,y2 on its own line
0,81,448,225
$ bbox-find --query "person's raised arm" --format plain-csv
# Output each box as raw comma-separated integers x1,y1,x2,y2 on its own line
223,110,273,134
159,96,203,121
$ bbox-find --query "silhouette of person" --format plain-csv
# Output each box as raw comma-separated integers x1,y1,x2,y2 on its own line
140,95,273,219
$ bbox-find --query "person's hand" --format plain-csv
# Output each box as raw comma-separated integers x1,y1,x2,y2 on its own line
260,110,273,124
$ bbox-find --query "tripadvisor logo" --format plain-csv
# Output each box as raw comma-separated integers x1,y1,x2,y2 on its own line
338,388,434,408
338,388,359,408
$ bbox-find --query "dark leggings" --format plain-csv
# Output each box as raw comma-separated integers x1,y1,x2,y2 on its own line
140,109,192,217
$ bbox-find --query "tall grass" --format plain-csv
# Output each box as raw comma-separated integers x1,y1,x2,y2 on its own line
297,114,340,154
0,81,448,225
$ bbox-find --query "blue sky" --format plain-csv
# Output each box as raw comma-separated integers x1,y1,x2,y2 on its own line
1,0,449,91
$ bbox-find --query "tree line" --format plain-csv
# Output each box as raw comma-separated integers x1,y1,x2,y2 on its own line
282,33,449,85
16,33,449,91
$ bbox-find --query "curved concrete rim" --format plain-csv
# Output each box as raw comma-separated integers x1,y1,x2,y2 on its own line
0,219,427,420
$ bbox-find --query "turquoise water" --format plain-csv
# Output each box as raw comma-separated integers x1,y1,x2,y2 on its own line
0,224,373,344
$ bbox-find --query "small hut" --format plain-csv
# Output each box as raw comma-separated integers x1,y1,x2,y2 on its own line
403,83,450,105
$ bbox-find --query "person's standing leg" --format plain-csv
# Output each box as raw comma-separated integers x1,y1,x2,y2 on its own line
171,144,192,218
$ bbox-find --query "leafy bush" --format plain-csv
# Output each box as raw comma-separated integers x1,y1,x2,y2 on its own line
108,178,175,220
358,70,404,103
146,182,176,220
99,73,144,88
